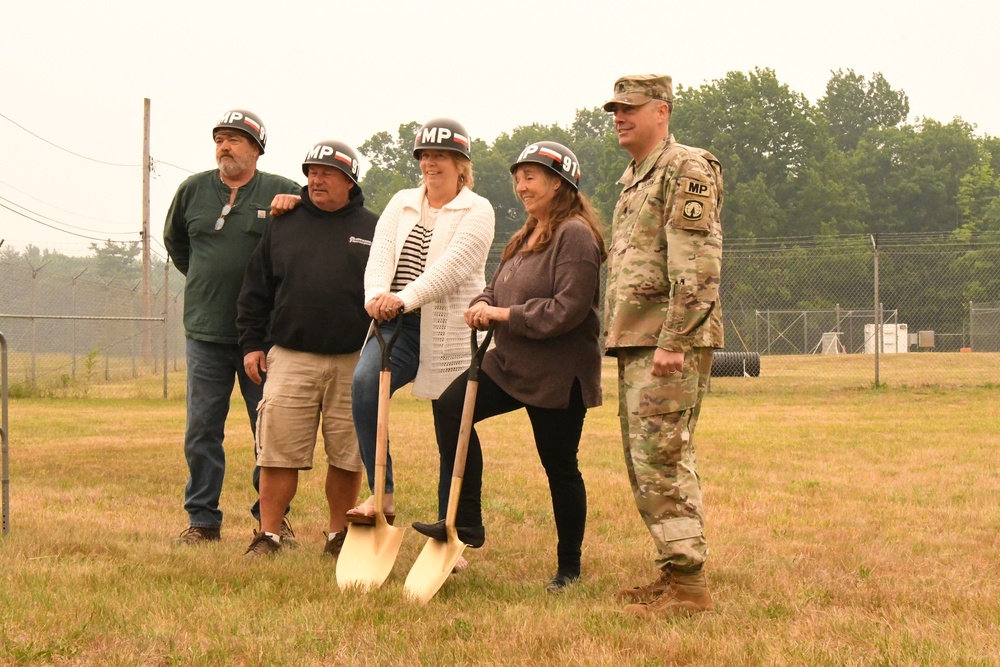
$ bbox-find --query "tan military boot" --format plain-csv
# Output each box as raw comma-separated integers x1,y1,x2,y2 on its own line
624,568,713,618
617,569,673,603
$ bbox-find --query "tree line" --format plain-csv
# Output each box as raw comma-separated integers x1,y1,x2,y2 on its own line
356,67,1000,342
360,67,999,245
4,67,998,293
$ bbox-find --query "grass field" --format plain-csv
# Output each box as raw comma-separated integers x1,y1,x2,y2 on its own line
1,356,999,666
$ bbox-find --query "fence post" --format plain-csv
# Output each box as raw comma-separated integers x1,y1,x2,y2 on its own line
2,331,9,535
130,281,140,379
101,274,118,382
173,295,182,372
163,261,169,399
72,273,78,381
969,300,974,351
131,320,138,379
70,269,88,382
30,270,37,388
767,311,772,355
754,310,759,354
872,234,881,386
803,311,808,353
152,287,160,375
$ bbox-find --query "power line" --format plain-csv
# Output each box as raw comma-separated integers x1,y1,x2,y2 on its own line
0,109,141,167
0,201,137,242
0,176,135,225
151,158,195,175
151,235,170,254
0,194,135,236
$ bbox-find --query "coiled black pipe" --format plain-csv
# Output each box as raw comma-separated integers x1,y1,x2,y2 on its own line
711,351,760,377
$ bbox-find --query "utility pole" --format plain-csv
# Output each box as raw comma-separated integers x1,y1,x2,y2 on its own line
142,98,152,359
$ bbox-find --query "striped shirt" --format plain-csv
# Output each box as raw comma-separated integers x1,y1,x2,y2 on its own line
390,201,438,292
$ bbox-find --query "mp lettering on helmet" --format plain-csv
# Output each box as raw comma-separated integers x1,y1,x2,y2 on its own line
517,144,540,161
422,127,450,144
421,127,470,148
219,110,266,145
308,144,335,160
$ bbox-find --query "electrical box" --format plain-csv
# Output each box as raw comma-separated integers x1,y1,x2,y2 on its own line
864,323,909,353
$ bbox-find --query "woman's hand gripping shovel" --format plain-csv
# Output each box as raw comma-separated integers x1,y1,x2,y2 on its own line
336,319,406,590
404,324,494,603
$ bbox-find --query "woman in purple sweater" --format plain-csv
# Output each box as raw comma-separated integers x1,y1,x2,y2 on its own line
412,141,607,592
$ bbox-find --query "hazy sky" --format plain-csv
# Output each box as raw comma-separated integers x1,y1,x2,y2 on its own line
2,0,997,257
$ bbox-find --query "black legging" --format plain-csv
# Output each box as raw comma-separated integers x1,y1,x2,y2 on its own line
431,370,588,575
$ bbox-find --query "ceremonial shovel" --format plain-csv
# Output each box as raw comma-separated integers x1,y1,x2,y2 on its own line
404,325,493,603
336,319,405,590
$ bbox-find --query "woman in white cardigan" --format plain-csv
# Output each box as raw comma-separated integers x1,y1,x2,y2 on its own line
346,118,495,526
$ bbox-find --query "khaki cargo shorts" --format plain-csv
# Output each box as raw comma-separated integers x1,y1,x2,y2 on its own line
255,345,363,471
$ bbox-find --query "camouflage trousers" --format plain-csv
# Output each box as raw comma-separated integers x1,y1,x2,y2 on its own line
617,347,713,572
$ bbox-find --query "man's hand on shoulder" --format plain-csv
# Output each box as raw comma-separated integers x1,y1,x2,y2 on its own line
270,194,301,217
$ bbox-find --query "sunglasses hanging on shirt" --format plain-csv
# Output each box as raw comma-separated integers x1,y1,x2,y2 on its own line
215,203,233,231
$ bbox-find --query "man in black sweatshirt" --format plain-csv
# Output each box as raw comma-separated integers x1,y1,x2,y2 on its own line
237,140,377,559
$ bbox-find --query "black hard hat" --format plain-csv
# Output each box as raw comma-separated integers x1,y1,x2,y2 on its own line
213,109,267,155
302,140,361,185
413,118,471,160
509,141,581,190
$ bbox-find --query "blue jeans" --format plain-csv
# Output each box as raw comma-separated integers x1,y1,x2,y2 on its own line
351,315,421,494
183,338,263,528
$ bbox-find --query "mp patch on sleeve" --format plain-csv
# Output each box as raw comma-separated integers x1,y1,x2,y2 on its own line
683,200,705,221
671,176,715,231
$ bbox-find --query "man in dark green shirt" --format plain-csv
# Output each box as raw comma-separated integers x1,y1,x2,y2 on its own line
164,109,300,545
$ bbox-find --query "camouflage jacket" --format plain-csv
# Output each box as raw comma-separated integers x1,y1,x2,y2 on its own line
604,136,724,353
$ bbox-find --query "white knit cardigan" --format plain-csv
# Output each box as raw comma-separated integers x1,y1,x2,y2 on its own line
364,185,495,399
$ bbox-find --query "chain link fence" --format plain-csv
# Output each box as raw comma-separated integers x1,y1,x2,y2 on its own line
721,232,1000,389
2,231,997,398
487,231,999,389
0,261,187,398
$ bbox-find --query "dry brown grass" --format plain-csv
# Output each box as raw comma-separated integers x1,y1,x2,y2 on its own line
1,356,998,665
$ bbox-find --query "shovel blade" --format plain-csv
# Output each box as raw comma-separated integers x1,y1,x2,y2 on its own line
403,537,467,604
335,521,406,590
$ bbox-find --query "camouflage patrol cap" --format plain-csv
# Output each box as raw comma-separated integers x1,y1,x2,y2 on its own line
602,74,674,111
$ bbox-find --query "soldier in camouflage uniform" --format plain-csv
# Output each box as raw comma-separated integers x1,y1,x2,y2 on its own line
602,74,724,617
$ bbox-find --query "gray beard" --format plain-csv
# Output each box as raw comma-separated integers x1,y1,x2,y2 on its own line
218,156,251,180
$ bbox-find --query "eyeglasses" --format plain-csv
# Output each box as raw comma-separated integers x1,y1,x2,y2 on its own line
502,254,525,283
215,203,233,231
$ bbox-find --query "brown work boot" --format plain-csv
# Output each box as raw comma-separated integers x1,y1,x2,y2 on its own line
322,529,347,559
617,569,673,603
279,516,299,549
253,516,299,549
244,532,282,559
624,568,713,618
173,526,221,546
